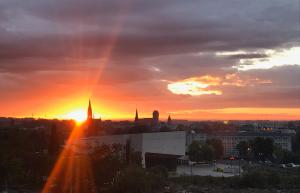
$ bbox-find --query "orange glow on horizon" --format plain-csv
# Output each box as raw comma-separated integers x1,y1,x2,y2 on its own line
168,107,300,121
1,95,299,121
62,109,87,123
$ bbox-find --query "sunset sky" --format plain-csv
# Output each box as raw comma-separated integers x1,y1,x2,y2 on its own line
0,0,299,120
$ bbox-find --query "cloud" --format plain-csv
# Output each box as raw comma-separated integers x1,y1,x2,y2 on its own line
232,47,300,71
0,0,299,65
167,76,222,96
222,73,272,87
0,0,299,118
167,74,271,96
168,107,300,120
216,50,268,59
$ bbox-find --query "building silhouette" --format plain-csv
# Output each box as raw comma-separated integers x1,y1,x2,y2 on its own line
167,115,172,125
133,109,160,131
48,123,59,155
86,99,96,136
152,110,159,126
134,109,139,125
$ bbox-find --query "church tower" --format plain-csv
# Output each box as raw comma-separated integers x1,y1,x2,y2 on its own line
86,99,95,136
134,109,139,125
167,115,172,125
87,99,93,121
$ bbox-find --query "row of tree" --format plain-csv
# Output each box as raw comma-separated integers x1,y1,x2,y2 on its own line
237,134,300,163
187,138,224,162
47,144,166,193
236,137,274,160
188,134,300,163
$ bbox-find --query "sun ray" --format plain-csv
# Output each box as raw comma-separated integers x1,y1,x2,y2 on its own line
41,124,86,193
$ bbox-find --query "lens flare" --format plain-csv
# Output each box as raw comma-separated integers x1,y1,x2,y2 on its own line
64,109,87,123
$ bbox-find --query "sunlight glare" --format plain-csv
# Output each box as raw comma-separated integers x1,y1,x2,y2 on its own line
64,109,87,123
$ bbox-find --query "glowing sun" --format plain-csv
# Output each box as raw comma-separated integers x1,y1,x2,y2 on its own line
65,109,86,123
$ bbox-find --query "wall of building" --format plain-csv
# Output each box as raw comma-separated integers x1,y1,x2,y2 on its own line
186,132,293,157
142,131,186,156
75,131,186,165
75,130,292,161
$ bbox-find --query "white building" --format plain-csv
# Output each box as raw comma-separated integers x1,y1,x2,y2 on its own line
73,131,186,166
187,131,293,157
73,130,293,164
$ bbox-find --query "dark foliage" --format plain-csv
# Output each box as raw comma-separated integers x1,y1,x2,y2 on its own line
206,138,224,159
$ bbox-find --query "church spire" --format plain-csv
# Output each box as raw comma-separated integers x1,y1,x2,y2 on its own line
167,115,172,125
87,99,93,120
134,109,139,124
86,99,96,136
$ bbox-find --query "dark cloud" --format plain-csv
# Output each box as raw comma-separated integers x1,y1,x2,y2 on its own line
244,65,300,87
0,0,299,113
226,53,268,59
0,0,298,63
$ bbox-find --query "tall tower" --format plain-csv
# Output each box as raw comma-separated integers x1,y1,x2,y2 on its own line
134,109,139,125
152,110,159,126
86,99,95,136
87,99,93,121
167,115,172,125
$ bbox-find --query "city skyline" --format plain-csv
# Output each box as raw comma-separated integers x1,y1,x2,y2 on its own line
0,0,299,120
2,99,300,121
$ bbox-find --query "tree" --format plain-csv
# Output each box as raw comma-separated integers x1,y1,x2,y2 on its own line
113,165,163,193
236,141,250,159
263,138,274,159
200,144,215,162
187,141,214,162
48,124,60,155
0,165,7,192
251,137,274,160
206,138,224,159
187,141,202,162
91,144,143,191
292,129,300,153
274,145,300,164
0,128,54,187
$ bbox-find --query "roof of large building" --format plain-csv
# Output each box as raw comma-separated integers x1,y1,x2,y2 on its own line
213,131,293,137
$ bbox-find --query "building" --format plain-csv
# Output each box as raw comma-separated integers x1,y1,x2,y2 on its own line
134,109,160,131
74,131,186,170
152,110,159,126
134,109,139,125
86,99,97,136
73,127,293,169
76,103,294,164
187,131,293,157
167,115,172,125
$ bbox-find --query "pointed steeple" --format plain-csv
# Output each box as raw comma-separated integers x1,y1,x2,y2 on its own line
86,99,96,136
134,109,139,124
167,115,172,125
87,99,93,120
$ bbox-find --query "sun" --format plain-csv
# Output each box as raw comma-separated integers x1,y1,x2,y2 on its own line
64,109,87,123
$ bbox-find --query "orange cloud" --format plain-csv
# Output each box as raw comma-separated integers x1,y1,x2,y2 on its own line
168,108,300,120
222,73,272,87
167,75,222,96
167,73,271,96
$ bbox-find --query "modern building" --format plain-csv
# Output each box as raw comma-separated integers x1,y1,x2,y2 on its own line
187,131,293,157
74,128,293,169
73,131,186,170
